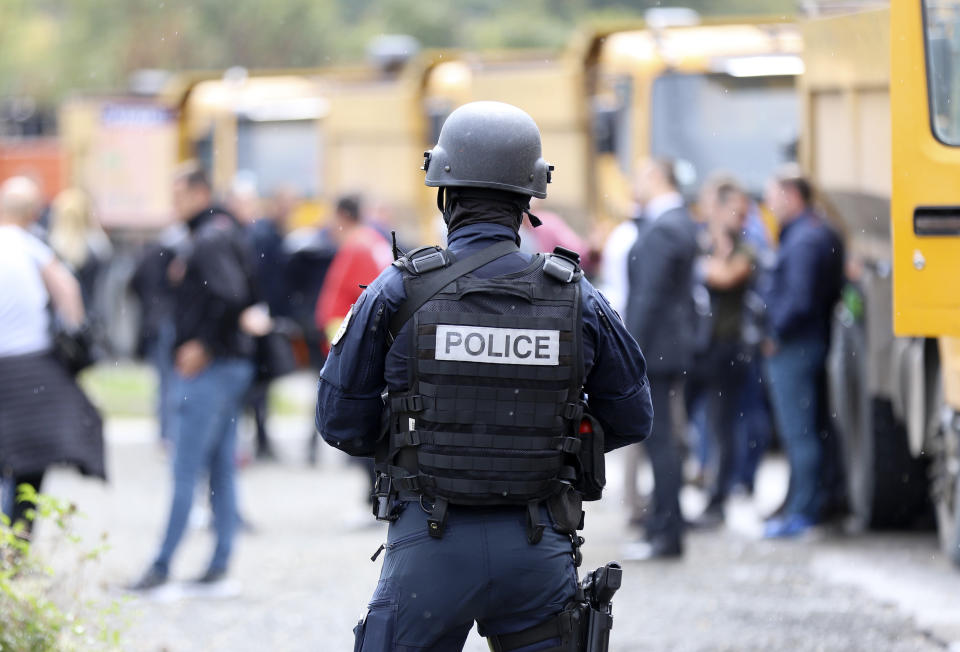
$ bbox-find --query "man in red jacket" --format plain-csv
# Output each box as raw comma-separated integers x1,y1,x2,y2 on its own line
315,195,393,351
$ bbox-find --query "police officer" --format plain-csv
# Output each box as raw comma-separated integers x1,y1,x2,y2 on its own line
316,101,653,651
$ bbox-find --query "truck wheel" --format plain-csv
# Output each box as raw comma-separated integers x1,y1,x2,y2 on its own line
828,312,929,529
931,416,960,566
868,399,930,528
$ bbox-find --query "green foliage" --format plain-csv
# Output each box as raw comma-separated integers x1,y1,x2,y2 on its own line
0,486,125,652
0,0,797,100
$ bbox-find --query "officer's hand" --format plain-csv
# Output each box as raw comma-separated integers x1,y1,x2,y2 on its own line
176,339,211,378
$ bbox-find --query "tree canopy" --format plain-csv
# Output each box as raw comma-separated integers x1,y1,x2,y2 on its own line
0,0,796,100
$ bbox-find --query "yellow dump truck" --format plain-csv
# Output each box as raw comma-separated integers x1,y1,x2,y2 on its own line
57,15,807,355
584,16,802,222
59,97,178,232
804,1,960,560
420,14,802,233
163,65,422,235
144,12,802,241
890,0,960,563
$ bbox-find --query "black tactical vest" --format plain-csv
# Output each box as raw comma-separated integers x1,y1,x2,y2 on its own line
380,244,585,540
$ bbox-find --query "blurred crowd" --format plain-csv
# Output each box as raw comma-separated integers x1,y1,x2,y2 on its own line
608,158,845,560
0,165,404,590
0,152,846,582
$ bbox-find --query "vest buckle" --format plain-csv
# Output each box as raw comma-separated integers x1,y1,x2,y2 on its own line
563,403,583,420
405,395,424,412
391,395,424,414
558,437,581,454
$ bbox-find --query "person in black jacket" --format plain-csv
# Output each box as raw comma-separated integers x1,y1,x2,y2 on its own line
130,164,258,591
130,223,187,441
245,187,296,460
622,158,700,560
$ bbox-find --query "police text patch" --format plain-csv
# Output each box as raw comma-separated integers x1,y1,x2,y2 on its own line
435,325,559,366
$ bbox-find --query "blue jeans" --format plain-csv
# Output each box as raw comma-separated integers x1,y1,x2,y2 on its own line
765,337,827,521
153,358,253,575
355,503,577,651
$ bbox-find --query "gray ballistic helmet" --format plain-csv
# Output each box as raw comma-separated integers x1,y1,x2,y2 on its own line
423,101,553,198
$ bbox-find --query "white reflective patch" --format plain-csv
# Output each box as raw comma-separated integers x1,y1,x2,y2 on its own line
330,304,354,346
435,325,560,366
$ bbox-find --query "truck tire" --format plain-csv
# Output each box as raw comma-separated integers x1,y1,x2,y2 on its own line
931,415,960,566
828,311,929,529
868,399,930,528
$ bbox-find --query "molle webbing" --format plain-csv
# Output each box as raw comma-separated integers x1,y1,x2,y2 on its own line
390,431,581,454
387,252,583,508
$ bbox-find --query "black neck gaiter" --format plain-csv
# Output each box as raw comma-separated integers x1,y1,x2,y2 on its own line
441,188,532,241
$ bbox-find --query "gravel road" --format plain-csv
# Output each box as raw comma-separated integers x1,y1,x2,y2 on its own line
31,415,959,651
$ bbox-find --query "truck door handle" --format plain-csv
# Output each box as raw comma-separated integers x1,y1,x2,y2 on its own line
914,206,960,236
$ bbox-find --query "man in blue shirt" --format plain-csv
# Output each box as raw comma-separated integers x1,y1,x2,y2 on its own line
316,102,653,651
762,167,844,538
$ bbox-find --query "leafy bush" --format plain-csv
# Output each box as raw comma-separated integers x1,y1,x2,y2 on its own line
0,485,125,651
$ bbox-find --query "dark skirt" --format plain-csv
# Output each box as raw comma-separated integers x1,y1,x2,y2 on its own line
0,351,105,479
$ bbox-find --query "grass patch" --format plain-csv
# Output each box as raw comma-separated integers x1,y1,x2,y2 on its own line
79,362,156,418
78,361,314,420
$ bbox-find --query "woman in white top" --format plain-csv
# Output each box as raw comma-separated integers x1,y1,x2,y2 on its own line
0,177,104,535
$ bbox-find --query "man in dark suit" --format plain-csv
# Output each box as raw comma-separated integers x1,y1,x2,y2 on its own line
622,158,700,560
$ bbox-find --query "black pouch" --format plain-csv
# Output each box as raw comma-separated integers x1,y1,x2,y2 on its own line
547,483,583,534
574,413,606,502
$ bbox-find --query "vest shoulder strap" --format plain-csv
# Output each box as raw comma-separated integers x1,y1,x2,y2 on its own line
387,239,518,340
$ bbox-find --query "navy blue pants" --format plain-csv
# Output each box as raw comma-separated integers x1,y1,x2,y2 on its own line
354,501,578,651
